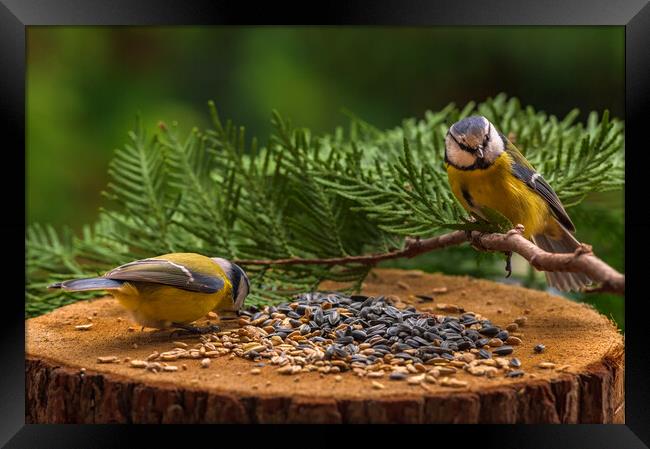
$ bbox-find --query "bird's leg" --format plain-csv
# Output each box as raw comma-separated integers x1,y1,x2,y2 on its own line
170,322,221,337
169,328,187,339
501,225,525,278
504,251,513,278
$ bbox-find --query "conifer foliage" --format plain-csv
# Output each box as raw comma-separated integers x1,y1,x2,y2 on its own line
26,94,624,317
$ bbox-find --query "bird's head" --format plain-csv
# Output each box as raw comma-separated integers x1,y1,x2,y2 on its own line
211,257,250,312
445,115,504,168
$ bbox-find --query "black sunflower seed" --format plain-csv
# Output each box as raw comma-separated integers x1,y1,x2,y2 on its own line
479,349,492,359
447,321,464,332
352,330,367,341
479,326,500,337
492,345,514,356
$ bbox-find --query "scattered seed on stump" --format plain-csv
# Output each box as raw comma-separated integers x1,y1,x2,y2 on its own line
142,291,522,388
488,338,503,347
436,303,463,313
538,362,556,369
407,374,425,385
440,377,468,388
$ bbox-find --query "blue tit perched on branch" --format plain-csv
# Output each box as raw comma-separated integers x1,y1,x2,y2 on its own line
444,115,591,292
49,253,250,332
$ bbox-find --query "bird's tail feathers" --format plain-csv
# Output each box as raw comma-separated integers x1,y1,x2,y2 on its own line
532,229,592,292
48,278,124,292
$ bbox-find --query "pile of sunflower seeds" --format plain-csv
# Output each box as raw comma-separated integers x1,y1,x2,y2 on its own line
142,292,527,386
243,292,525,384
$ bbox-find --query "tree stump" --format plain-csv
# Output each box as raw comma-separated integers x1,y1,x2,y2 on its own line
26,268,624,423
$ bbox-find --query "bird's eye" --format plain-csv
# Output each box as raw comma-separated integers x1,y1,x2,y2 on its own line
483,124,491,146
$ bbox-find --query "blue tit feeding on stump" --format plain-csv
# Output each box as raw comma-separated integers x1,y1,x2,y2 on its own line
444,115,591,291
49,253,250,332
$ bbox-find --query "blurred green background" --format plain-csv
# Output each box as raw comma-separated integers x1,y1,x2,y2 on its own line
26,27,624,329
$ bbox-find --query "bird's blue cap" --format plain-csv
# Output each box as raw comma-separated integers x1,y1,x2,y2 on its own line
450,116,488,139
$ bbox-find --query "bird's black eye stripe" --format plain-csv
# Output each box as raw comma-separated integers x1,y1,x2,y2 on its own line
448,131,473,152
482,123,491,147
229,267,241,303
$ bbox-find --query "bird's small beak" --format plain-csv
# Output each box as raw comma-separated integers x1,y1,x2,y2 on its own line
476,146,484,158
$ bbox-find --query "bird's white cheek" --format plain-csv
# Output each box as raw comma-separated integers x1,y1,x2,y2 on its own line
447,147,477,167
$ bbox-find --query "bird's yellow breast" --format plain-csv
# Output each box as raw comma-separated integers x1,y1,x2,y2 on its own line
446,153,558,238
114,282,233,328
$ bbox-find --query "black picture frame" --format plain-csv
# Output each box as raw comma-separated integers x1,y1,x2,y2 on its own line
4,0,648,446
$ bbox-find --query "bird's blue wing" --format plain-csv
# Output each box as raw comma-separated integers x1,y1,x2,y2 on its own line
104,258,224,293
504,138,575,232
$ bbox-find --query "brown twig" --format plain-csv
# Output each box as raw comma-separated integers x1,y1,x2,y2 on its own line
235,231,466,266
234,227,625,295
468,228,624,295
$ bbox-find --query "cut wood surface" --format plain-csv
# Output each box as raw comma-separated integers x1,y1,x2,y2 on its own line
26,269,624,423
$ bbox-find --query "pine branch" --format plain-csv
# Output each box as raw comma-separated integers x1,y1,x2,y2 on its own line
235,227,625,295
102,116,178,254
